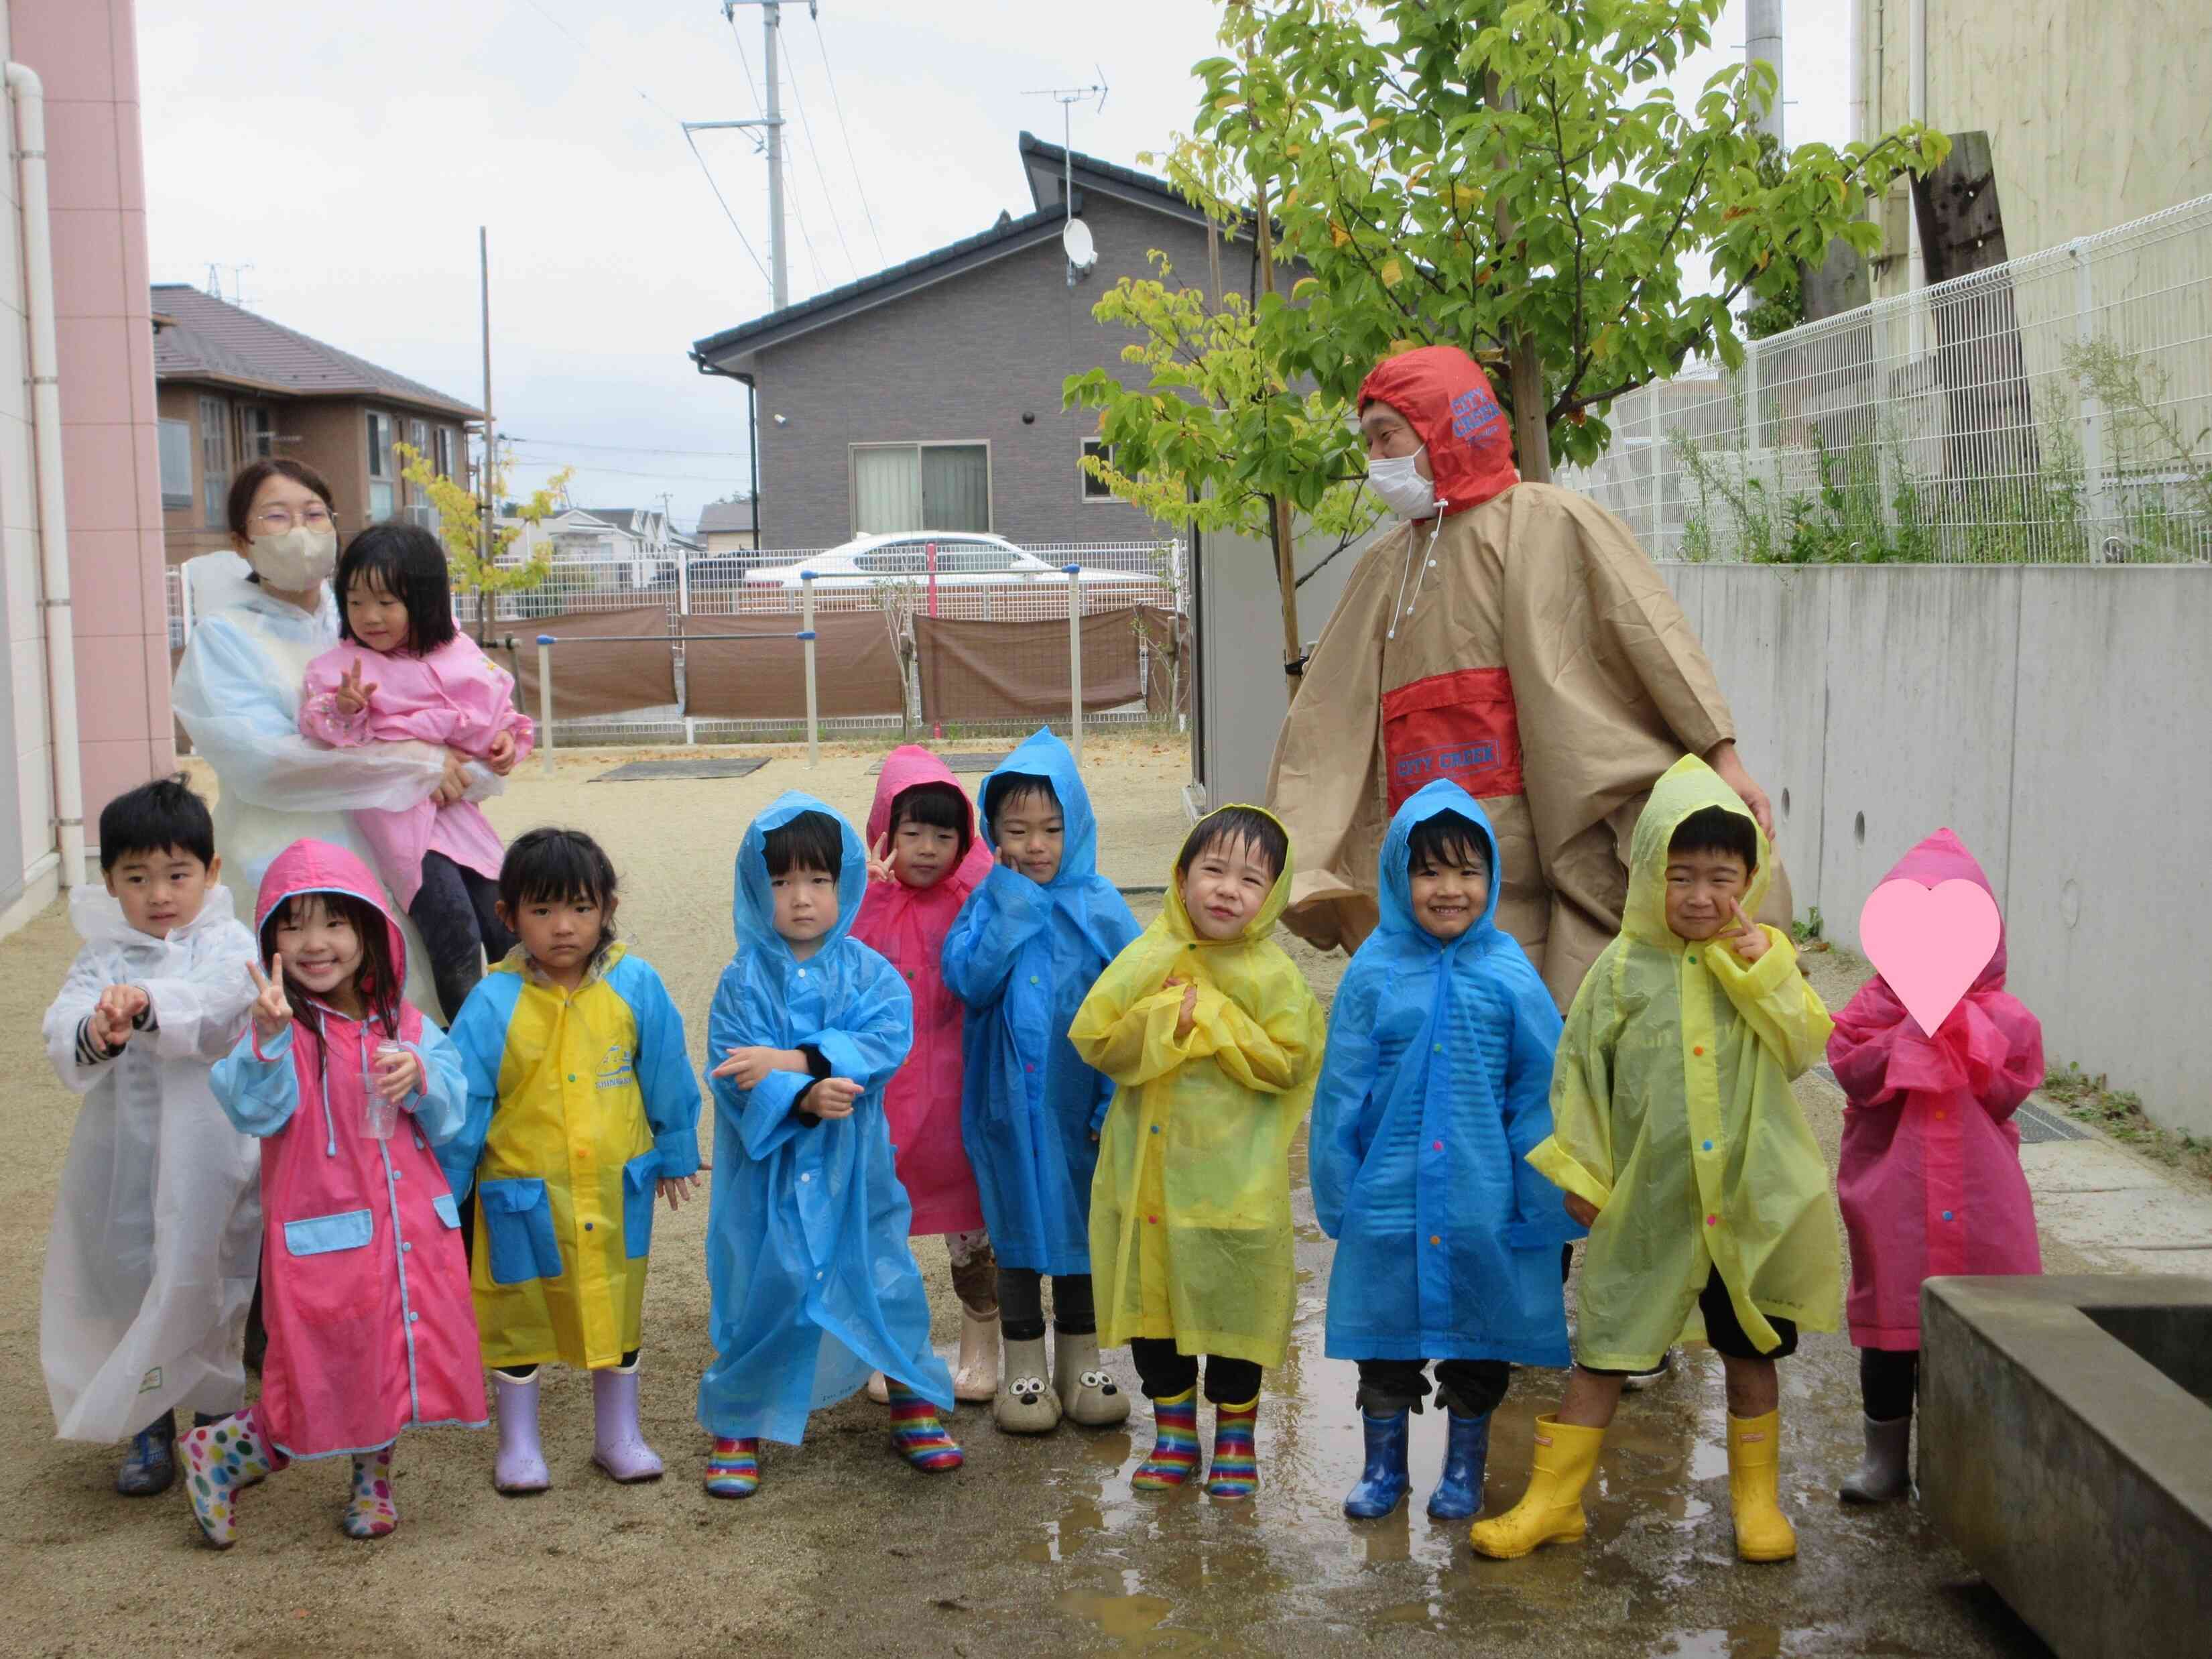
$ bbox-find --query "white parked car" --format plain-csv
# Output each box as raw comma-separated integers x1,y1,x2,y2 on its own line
742,532,1142,599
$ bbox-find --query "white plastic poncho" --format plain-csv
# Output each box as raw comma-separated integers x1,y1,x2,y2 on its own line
40,883,263,1439
170,555,485,1013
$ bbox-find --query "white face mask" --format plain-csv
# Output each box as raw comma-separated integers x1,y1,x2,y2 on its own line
246,524,339,591
1367,448,1441,520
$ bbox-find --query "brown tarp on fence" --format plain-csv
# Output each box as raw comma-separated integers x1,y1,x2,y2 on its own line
507,605,676,719
683,609,906,721
916,607,1143,725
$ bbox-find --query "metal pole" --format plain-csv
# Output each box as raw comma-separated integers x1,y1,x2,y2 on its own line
800,569,818,767
763,1,788,310
926,540,942,741
1064,564,1083,767
536,635,555,777
480,228,495,645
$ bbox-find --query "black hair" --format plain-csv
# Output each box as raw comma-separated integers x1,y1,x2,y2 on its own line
1668,805,1760,874
1405,808,1490,875
762,810,844,881
1176,806,1287,884
335,521,457,656
98,774,215,871
499,828,620,961
984,772,1060,826
259,889,402,1046
889,782,973,859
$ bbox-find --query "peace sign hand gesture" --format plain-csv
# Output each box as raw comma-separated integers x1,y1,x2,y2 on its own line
1720,898,1769,965
331,660,379,719
867,833,900,885
247,959,293,1044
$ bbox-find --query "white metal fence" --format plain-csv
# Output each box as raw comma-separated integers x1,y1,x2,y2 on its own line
1557,194,2212,564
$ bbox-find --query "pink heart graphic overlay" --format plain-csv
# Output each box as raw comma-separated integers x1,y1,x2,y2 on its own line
1859,878,2002,1038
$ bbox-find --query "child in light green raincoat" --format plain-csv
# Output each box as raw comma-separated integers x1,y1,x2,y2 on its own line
1471,755,1839,1566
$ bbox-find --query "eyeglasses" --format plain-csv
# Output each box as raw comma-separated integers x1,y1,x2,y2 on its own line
254,505,334,532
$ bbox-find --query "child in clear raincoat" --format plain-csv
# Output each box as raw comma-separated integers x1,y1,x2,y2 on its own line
852,747,1001,1404
1070,806,1323,1500
1309,780,1575,1523
1829,829,2043,1503
697,795,961,1497
299,522,532,1022
1473,756,1839,1566
439,828,703,1495
40,778,261,1498
942,728,1141,1435
183,839,485,1548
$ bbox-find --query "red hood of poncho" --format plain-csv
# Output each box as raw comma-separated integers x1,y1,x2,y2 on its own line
1879,827,2006,990
864,745,993,889
1359,345,1520,517
254,838,408,983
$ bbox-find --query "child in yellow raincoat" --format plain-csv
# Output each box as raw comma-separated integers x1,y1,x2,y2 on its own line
1471,756,1839,1565
1069,806,1324,1500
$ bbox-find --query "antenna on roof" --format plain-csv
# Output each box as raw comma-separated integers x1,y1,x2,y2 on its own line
1025,69,1107,287
204,262,254,307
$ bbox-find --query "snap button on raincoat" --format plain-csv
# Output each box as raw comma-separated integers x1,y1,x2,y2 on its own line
438,942,701,1371
1070,805,1323,1367
1308,782,1575,1367
942,729,1140,1275
209,840,485,1460
697,794,954,1446
40,884,262,1441
852,745,994,1236
1831,830,2043,1350
1530,756,1840,1371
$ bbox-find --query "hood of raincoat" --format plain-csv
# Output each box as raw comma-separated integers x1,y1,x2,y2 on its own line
864,745,992,889
253,838,408,982
1374,779,1505,948
1621,755,1774,952
733,791,868,963
70,877,240,949
1165,802,1295,946
1357,346,1520,517
976,727,1099,888
1876,827,2006,989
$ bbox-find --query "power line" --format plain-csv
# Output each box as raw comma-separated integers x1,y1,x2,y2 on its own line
725,9,831,294
780,31,859,282
782,141,833,292
505,434,747,458
684,125,775,286
810,13,887,266
504,457,751,484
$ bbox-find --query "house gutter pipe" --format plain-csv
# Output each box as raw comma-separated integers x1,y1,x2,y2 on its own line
691,349,763,548
6,62,86,889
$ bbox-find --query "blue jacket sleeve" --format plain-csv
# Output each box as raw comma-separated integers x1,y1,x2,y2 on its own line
1308,959,1381,1240
705,963,810,1162
802,949,912,1092
210,1023,300,1138
1498,967,1581,1246
406,1022,469,1147
940,865,1050,1008
615,958,704,1178
435,981,511,1200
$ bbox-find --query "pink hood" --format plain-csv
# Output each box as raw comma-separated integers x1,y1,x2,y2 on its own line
864,746,993,889
1879,827,2006,990
253,838,408,985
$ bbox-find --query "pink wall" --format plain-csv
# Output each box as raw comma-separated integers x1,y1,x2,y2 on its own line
9,0,170,835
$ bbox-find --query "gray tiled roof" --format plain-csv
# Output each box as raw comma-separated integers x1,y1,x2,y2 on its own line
698,499,756,533
151,285,481,418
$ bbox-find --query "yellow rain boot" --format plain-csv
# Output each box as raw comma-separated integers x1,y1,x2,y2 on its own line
1726,1408,1797,1562
1467,1414,1605,1559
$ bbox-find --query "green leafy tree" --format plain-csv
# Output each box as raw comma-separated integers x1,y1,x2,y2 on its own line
396,440,572,637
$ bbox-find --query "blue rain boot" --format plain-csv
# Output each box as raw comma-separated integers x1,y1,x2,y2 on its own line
1426,1410,1492,1520
1343,1410,1411,1518
115,1410,176,1497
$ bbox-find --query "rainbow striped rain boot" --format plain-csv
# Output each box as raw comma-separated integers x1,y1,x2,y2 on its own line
886,1379,964,1473
1131,1388,1200,1492
1204,1395,1259,1500
704,1437,760,1499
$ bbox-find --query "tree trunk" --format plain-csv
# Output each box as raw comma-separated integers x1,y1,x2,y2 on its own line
1253,177,1305,705
1508,330,1551,483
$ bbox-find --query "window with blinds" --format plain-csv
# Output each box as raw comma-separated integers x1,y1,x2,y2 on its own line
849,442,990,536
198,395,229,526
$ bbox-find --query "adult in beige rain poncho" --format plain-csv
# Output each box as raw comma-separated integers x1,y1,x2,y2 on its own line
1266,345,1784,1011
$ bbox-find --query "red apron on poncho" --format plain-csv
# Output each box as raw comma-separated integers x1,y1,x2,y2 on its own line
1830,830,2044,1351
851,747,993,1235
249,841,487,1458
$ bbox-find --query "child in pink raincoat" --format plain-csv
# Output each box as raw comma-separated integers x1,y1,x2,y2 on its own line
299,523,532,1023
851,747,1000,1402
182,839,486,1548
1829,828,2044,1503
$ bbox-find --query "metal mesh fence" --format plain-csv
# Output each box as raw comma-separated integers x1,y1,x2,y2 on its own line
1555,194,2212,564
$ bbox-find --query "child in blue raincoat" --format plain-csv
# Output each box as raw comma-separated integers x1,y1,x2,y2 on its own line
1310,780,1573,1522
942,728,1140,1436
696,794,961,1497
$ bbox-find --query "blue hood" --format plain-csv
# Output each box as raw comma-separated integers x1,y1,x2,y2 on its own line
976,727,1099,888
732,791,868,962
1375,780,1503,945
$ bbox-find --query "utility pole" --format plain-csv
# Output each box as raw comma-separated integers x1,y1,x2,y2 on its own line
698,0,817,312
478,225,496,644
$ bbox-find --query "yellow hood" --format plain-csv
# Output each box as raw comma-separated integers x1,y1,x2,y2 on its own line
1621,755,1773,951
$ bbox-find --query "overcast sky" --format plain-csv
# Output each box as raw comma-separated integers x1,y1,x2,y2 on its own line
141,1,1848,532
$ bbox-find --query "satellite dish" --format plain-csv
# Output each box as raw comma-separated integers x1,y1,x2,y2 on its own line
1062,217,1096,272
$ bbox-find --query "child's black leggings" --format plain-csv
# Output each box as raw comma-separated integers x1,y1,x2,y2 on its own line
409,851,517,1025
1129,1338,1260,1404
1859,1347,1920,1422
997,1268,1092,1341
1355,1359,1512,1418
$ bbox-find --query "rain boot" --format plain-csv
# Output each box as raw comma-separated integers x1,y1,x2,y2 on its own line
1342,1410,1411,1519
1130,1388,1199,1491
704,1437,759,1498
1054,1329,1129,1427
590,1362,665,1482
1426,1410,1491,1520
493,1371,550,1494
865,1370,890,1404
953,1305,1000,1403
886,1379,964,1472
1204,1396,1259,1499
995,1335,1062,1434
178,1406,282,1550
342,1447,399,1539
1467,1414,1605,1558
115,1410,177,1497
1839,1412,1912,1503
1726,1408,1797,1562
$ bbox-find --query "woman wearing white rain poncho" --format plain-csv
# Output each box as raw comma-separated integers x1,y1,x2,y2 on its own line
171,460,503,1013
